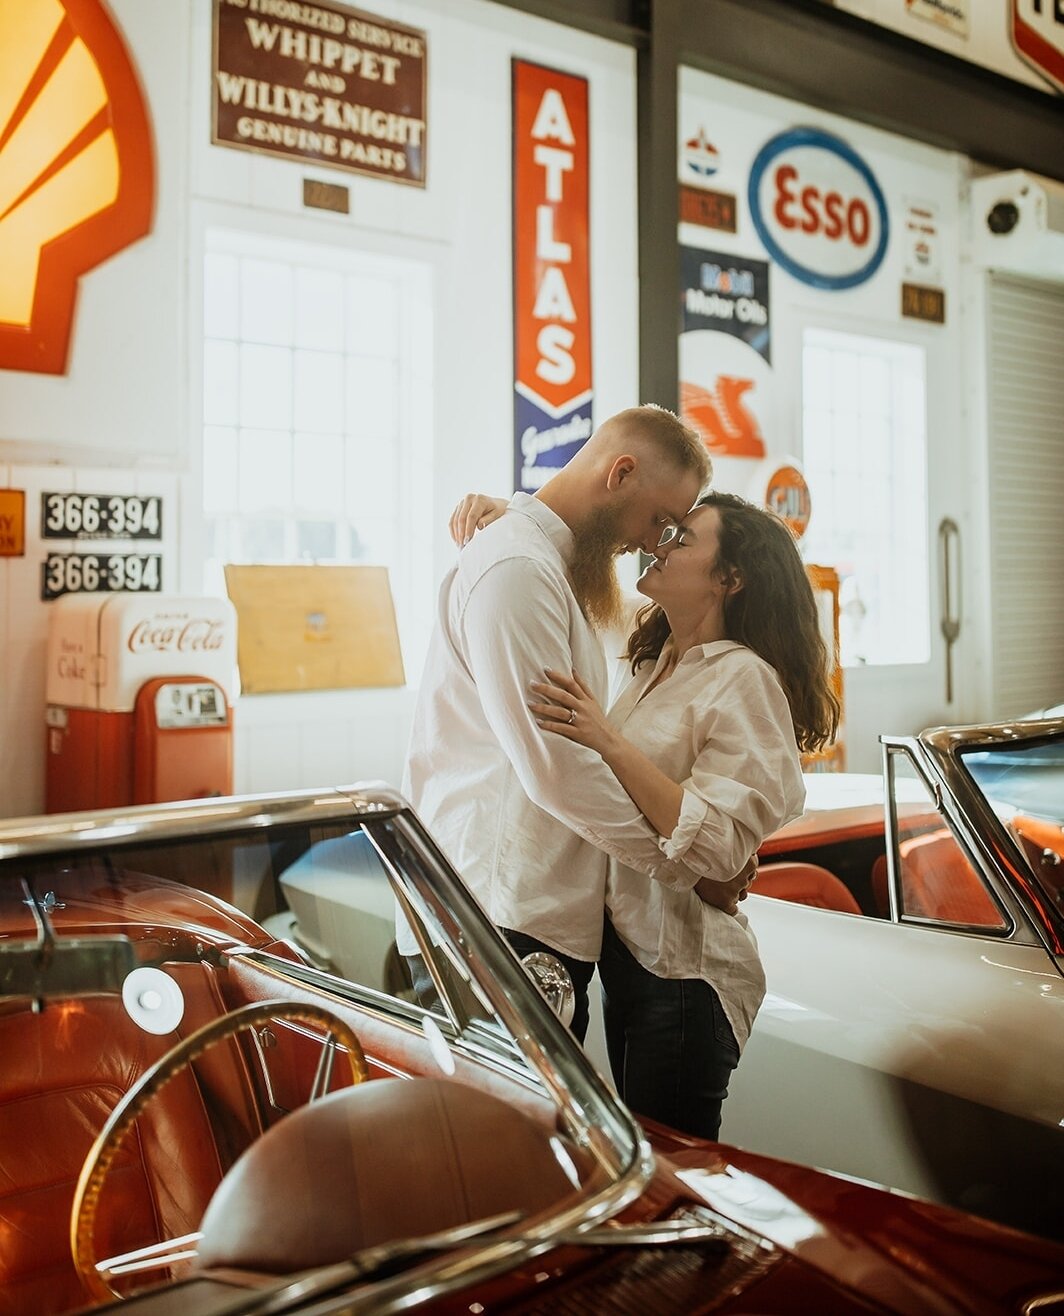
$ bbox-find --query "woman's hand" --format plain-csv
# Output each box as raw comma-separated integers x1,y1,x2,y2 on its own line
529,668,619,761
449,494,508,547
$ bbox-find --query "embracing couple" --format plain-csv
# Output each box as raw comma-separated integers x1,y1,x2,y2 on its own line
398,405,838,1139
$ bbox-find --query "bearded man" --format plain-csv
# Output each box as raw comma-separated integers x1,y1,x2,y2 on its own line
401,405,737,1040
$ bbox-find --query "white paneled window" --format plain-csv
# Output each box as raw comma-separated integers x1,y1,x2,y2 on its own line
802,328,928,668
203,229,433,671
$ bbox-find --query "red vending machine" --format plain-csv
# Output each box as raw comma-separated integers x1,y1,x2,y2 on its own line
45,595,237,812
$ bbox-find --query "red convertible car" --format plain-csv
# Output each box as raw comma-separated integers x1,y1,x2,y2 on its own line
2,780,1064,1315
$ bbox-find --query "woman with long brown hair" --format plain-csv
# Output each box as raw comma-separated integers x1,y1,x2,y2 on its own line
525,490,839,1138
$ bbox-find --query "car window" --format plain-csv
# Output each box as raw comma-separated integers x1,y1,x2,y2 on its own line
887,752,1007,930
959,735,1064,929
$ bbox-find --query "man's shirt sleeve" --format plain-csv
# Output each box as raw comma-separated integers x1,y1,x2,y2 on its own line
459,555,688,879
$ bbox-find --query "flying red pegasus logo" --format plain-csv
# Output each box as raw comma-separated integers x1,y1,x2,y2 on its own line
681,378,766,458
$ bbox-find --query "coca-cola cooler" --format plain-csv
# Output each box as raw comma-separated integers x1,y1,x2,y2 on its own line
45,594,237,813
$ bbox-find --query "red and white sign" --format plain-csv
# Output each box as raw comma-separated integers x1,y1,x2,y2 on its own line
748,460,811,540
1011,0,1064,93
46,594,236,712
512,60,591,431
749,128,889,291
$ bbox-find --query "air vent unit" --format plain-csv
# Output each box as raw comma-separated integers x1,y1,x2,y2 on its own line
968,170,1064,282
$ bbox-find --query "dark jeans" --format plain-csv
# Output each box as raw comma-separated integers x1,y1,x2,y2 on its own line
405,927,595,1044
599,918,739,1141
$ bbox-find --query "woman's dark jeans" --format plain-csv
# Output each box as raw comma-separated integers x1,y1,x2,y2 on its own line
599,918,739,1140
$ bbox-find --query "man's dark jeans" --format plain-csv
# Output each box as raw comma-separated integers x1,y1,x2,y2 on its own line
599,918,739,1140
405,927,595,1043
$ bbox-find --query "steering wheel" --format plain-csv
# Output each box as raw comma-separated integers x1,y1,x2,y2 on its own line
70,998,369,1303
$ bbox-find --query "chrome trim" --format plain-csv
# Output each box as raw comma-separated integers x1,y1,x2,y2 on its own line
881,737,1017,936
881,721,1064,951
0,782,407,861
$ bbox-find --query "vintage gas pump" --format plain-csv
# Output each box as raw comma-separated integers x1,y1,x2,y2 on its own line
45,595,237,812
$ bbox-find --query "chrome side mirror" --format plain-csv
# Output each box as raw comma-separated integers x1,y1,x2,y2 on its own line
521,952,575,1029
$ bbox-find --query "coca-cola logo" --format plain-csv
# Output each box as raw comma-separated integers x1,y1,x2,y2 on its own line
127,617,227,653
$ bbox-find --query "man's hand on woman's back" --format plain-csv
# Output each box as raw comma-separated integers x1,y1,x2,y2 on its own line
694,854,757,916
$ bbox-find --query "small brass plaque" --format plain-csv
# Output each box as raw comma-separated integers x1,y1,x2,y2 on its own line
303,178,350,214
901,282,945,324
679,184,737,234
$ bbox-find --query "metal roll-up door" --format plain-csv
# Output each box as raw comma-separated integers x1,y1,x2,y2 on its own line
985,274,1064,718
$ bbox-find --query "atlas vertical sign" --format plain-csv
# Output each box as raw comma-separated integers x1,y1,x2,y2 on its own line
512,60,592,493
0,0,154,375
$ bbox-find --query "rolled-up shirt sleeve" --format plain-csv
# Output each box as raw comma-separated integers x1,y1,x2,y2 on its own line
650,660,806,888
460,556,685,879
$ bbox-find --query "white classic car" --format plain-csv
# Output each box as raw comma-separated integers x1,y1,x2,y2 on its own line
721,715,1064,1241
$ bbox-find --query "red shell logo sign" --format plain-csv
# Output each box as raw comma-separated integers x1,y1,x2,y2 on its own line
0,0,154,375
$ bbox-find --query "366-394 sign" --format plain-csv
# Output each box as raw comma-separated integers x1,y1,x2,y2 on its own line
41,492,162,539
40,491,164,600
42,552,162,601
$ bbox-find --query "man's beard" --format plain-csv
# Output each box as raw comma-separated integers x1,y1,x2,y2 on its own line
569,506,625,630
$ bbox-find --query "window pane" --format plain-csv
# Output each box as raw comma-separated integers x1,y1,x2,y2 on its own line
296,520,337,561
294,350,344,433
241,259,294,345
346,357,398,442
204,340,239,426
239,429,291,511
240,344,292,429
802,328,928,668
296,267,344,350
346,432,397,519
203,426,238,514
204,253,239,340
346,275,399,357
238,519,287,561
294,432,344,513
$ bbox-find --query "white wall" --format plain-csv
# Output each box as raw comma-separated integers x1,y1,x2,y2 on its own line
0,0,640,818
678,67,970,771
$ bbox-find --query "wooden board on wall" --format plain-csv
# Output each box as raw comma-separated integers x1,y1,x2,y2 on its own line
224,565,405,694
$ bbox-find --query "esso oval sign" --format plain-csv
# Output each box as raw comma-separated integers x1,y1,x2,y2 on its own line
748,128,889,291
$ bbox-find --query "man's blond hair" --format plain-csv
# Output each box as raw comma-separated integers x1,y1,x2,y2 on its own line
605,404,711,489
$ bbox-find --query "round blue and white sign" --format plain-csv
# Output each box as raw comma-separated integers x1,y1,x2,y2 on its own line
748,127,889,291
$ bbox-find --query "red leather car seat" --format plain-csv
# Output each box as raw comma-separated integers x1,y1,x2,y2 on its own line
0,963,259,1316
871,829,1004,928
754,862,862,914
194,1076,589,1274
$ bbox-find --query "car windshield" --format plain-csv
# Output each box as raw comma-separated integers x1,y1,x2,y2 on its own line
0,788,650,1313
956,728,1064,933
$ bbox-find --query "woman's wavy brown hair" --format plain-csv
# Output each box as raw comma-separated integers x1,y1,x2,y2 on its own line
625,491,840,753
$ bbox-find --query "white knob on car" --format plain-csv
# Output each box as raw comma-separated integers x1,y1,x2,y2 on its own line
121,966,185,1035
